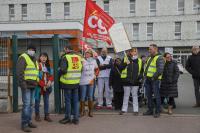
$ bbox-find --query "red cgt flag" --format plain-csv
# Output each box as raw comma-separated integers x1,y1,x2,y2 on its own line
83,0,115,45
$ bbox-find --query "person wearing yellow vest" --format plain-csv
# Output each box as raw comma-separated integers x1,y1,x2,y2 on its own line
17,44,39,132
59,45,82,125
119,48,143,116
143,44,165,118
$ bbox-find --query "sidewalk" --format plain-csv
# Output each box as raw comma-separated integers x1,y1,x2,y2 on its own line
0,112,200,133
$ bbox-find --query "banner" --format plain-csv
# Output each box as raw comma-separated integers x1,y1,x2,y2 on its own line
108,23,132,53
83,0,115,45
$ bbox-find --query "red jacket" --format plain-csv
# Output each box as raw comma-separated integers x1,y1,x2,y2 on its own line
38,63,54,94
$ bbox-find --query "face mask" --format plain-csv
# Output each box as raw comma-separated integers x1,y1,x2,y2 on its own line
87,57,93,61
132,55,138,60
27,50,35,56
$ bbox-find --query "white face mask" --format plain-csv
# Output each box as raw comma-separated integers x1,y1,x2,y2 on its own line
27,50,35,56
87,57,93,61
132,55,138,60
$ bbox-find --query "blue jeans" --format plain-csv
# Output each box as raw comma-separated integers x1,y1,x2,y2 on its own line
35,87,52,115
80,84,94,101
21,88,35,128
64,88,79,120
93,80,96,101
145,79,161,113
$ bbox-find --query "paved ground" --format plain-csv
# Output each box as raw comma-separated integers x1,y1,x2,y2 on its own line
0,73,200,133
0,113,200,133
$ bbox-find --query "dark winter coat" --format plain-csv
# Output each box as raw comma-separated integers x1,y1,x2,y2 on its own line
185,52,200,79
120,56,143,86
109,65,123,92
160,60,179,98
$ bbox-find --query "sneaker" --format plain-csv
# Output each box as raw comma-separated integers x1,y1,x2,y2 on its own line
133,112,139,116
119,111,125,115
72,119,79,125
59,118,71,124
35,114,41,122
143,110,153,116
96,105,103,110
28,123,37,128
21,126,32,132
44,115,53,122
106,106,113,110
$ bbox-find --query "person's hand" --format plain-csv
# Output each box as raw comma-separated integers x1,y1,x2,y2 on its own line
126,60,130,65
46,81,52,88
89,80,94,85
43,86,47,92
100,64,105,67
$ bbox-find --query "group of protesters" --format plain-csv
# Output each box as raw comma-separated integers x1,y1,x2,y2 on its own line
17,43,200,132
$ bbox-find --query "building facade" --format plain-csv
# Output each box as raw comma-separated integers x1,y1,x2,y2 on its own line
0,0,200,63
0,0,200,112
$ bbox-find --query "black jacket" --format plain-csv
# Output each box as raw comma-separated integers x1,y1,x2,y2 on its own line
120,56,143,86
160,60,179,98
109,65,123,92
185,52,200,79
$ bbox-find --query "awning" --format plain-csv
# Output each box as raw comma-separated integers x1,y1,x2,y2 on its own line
0,34,74,39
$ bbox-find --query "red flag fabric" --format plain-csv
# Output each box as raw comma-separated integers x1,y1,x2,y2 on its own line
83,0,115,45
80,39,92,51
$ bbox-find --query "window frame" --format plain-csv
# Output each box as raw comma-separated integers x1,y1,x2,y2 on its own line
130,0,136,14
177,0,184,15
45,3,51,18
193,0,200,13
103,0,109,14
9,4,15,20
64,2,70,16
175,22,182,40
21,4,27,20
133,23,139,41
147,23,153,40
149,0,156,16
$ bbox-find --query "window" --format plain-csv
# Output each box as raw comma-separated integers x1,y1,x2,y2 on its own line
21,4,27,20
175,22,181,40
133,23,139,40
147,23,153,40
150,0,156,16
104,0,109,14
193,0,200,13
45,3,51,18
9,4,15,21
92,1,96,3
64,2,70,16
178,0,184,15
130,0,135,14
197,21,200,39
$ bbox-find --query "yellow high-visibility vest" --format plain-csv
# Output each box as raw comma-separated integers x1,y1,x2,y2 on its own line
60,54,82,85
145,55,162,80
20,53,39,82
121,57,142,79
